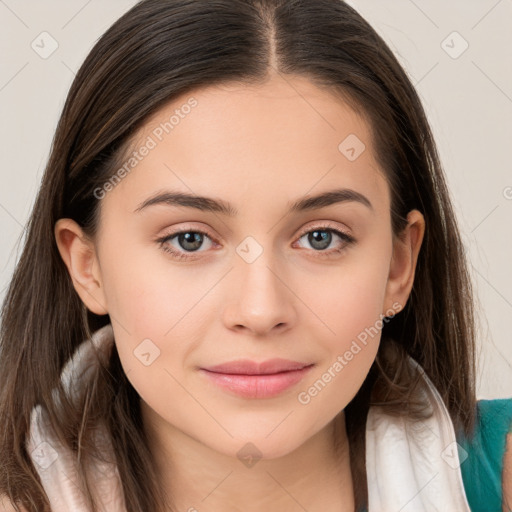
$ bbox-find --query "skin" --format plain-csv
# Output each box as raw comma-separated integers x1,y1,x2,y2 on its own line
55,73,425,512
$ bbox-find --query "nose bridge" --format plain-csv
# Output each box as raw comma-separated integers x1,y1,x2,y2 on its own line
223,235,296,334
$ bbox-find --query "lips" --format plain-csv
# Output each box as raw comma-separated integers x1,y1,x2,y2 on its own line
202,358,312,375
200,358,315,399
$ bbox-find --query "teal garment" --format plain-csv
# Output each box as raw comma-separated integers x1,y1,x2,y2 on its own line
457,398,512,511
356,398,512,512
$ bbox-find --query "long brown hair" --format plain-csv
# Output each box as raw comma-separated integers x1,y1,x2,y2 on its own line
0,0,477,510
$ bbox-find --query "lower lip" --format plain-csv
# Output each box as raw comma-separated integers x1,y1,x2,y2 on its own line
200,365,315,399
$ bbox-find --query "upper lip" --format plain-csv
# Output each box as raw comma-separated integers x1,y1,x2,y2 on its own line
201,358,314,375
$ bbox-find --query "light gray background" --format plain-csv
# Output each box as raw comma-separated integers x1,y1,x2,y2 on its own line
0,1,511,398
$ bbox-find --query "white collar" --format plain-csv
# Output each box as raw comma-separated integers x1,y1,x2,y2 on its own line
26,324,471,511
365,356,471,511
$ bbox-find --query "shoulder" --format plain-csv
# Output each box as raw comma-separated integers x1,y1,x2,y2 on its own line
455,397,512,510
504,431,512,510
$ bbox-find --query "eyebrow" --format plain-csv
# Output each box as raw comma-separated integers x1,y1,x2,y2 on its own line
133,188,374,215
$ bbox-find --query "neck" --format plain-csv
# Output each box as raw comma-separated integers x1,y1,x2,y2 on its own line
142,403,355,512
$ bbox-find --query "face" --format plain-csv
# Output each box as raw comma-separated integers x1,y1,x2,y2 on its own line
57,74,423,462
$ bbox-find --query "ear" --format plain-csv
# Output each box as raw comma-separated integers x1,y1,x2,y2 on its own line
383,209,425,315
54,218,108,315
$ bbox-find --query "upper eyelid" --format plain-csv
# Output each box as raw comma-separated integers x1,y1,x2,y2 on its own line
296,221,350,237
162,219,350,236
159,224,217,243
159,222,352,248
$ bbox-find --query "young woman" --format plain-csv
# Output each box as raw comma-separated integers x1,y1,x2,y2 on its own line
1,1,511,511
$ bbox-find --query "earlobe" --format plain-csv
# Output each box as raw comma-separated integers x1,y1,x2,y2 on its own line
383,209,425,313
54,218,108,315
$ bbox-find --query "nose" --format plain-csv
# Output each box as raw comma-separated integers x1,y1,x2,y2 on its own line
222,251,297,337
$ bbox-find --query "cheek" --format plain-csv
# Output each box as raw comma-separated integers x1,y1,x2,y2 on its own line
98,241,209,335
295,274,387,423
99,251,216,404
301,244,391,394
312,252,391,347
295,336,378,442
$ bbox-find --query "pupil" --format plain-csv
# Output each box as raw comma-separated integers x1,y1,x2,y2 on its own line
309,230,331,250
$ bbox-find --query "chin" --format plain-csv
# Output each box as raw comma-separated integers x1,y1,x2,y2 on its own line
212,431,307,463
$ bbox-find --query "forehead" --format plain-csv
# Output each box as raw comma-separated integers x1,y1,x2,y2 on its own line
105,74,389,218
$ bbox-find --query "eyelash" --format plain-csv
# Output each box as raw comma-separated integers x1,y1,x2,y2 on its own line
156,223,356,261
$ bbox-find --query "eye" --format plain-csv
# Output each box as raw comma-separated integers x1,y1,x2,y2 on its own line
156,222,356,262
294,223,356,256
157,228,216,261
